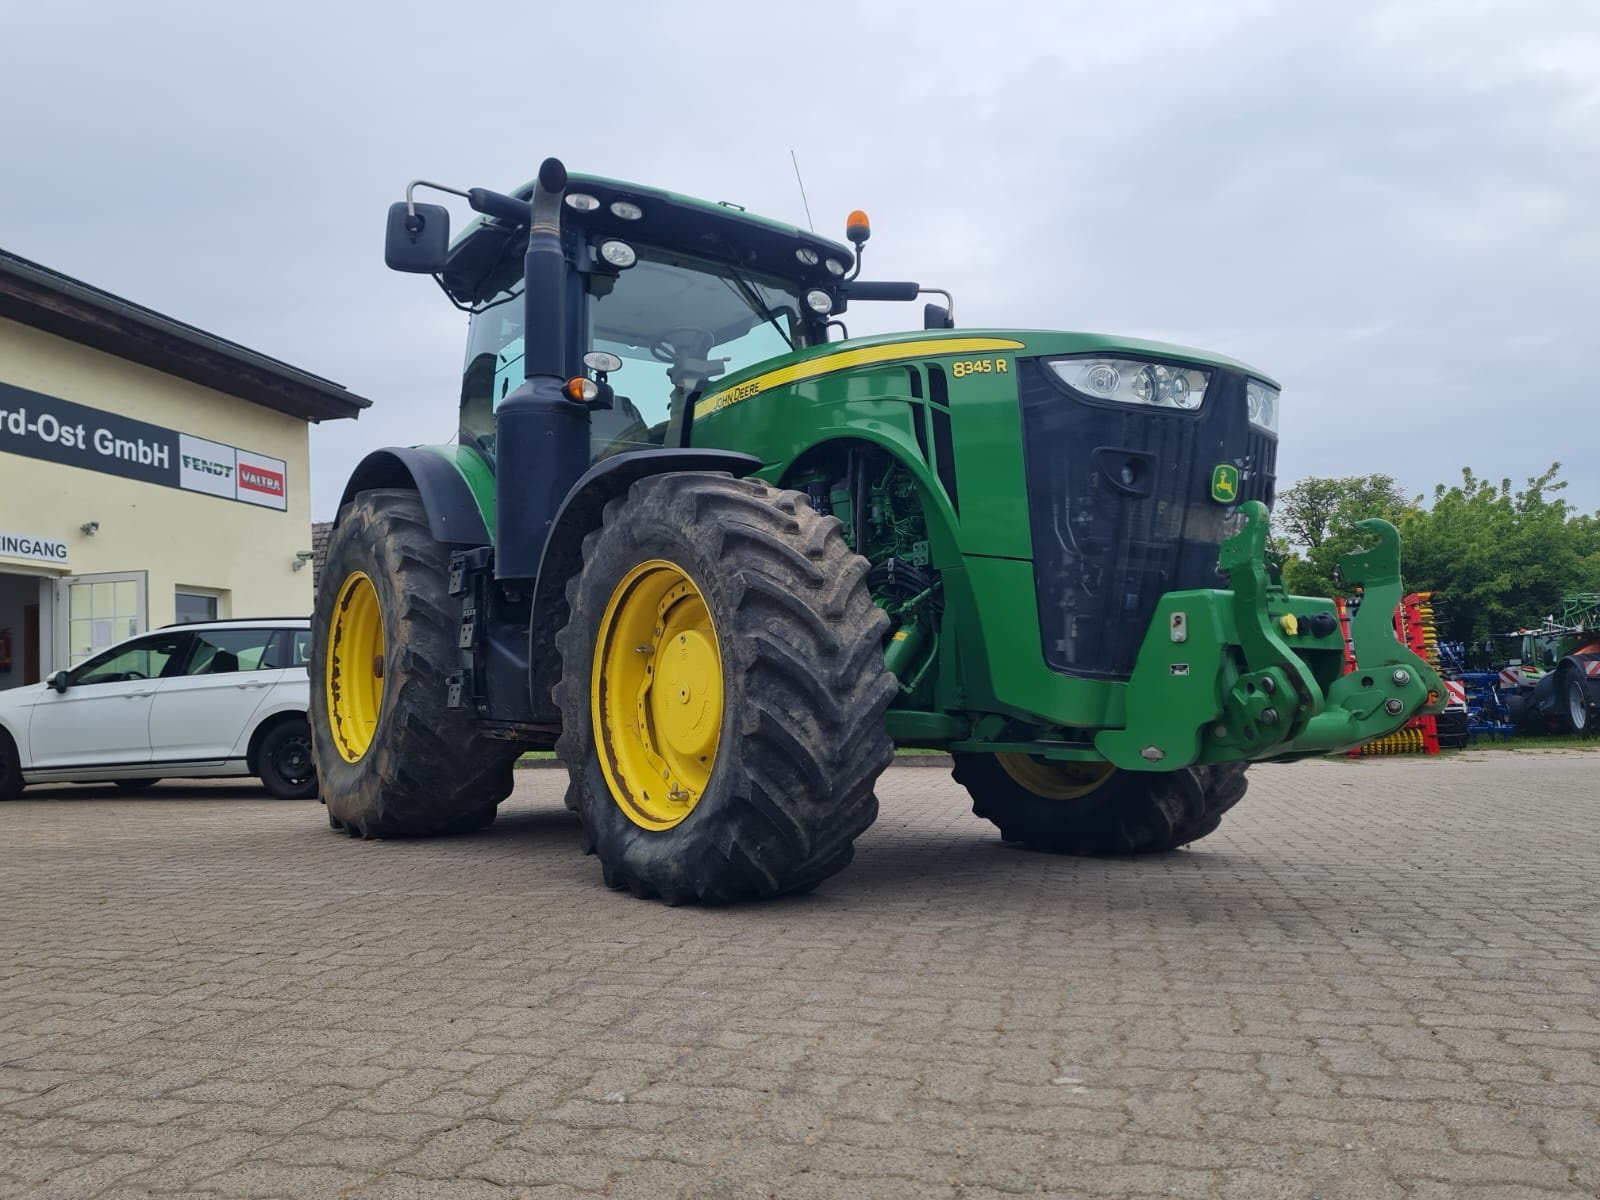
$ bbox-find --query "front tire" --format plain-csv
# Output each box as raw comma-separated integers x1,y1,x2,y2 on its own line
311,489,520,837
555,474,896,904
953,752,1249,854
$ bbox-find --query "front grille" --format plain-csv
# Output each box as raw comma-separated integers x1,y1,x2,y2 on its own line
1018,359,1277,679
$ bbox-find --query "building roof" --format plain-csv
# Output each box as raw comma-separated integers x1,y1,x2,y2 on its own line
0,248,370,423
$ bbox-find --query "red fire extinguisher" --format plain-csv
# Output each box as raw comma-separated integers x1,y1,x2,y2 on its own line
0,627,11,673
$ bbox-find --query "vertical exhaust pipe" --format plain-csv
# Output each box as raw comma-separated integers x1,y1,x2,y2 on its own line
494,157,590,581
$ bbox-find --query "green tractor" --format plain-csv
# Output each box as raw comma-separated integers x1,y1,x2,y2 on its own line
312,158,1441,903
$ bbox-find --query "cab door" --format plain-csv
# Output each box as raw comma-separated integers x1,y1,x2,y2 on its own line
27,631,190,770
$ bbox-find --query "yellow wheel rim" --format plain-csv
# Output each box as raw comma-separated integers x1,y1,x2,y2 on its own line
997,753,1116,800
592,559,723,831
326,571,385,764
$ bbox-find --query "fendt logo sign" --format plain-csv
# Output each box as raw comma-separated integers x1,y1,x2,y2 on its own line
0,382,288,511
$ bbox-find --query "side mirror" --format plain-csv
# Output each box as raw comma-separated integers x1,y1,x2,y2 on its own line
923,302,953,330
47,670,68,693
384,202,451,273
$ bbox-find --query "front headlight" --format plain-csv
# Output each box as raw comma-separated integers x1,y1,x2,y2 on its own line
1047,357,1210,411
1245,379,1280,433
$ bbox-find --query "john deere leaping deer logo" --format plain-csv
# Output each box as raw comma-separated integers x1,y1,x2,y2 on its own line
1211,464,1240,504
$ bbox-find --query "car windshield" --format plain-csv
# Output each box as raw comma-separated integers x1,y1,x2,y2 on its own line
460,245,815,460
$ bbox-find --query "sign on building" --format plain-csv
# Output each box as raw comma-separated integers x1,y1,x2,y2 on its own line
0,530,70,564
0,382,288,510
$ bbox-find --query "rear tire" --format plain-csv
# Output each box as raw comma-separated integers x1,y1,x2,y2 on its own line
258,720,318,800
311,489,520,837
112,779,160,792
0,730,23,801
555,473,896,904
953,753,1249,854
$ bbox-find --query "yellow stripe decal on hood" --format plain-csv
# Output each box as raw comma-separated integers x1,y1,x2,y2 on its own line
693,337,1026,421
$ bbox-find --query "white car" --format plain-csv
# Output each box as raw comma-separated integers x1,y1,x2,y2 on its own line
0,618,315,801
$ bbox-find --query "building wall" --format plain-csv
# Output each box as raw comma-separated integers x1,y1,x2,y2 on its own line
0,318,314,672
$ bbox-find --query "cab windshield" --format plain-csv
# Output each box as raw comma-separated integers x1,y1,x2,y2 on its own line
460,245,818,460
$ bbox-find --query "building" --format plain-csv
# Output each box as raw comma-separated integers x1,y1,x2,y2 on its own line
0,249,368,691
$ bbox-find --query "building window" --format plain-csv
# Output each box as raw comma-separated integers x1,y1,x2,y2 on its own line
64,573,147,666
175,591,219,624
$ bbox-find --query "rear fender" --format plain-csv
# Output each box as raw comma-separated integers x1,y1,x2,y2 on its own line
339,446,492,545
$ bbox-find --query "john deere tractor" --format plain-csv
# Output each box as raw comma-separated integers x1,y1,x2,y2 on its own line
312,158,1440,903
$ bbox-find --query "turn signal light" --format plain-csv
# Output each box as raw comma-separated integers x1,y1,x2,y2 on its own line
565,377,599,403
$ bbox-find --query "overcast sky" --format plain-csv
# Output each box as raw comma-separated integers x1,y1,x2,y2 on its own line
3,0,1596,519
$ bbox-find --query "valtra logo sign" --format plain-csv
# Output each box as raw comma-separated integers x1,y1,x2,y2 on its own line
2,382,288,511
239,462,285,499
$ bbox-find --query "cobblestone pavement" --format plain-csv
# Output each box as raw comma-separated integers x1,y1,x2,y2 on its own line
2,752,1597,1199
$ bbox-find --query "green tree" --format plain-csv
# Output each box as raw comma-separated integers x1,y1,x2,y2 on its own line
1271,474,1411,596
1398,464,1598,643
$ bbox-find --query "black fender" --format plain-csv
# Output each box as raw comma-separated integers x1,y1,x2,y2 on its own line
1530,670,1559,718
528,449,762,709
339,448,490,546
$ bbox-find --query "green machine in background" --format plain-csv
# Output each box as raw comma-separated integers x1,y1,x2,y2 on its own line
311,158,1441,903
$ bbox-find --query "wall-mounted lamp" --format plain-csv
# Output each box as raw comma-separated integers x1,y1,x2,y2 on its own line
292,550,315,572
79,521,100,535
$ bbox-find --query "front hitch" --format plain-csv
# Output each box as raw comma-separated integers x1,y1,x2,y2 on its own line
1098,502,1443,770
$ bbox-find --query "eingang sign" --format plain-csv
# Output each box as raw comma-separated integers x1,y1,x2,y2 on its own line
0,530,70,565
0,382,288,511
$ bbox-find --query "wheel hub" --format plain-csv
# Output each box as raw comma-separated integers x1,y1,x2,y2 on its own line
997,753,1117,800
593,560,724,831
277,736,313,784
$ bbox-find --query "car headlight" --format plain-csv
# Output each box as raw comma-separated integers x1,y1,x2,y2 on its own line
1047,357,1210,411
1245,379,1280,434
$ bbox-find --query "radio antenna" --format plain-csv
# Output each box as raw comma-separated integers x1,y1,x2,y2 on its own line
790,149,815,232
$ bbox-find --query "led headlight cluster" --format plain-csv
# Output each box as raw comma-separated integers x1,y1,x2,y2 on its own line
1245,379,1280,433
1048,357,1211,411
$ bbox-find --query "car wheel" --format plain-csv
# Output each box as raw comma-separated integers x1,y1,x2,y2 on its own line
0,729,23,801
259,720,318,800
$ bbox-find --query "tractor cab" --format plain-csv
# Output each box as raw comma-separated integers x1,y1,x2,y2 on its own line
437,175,851,465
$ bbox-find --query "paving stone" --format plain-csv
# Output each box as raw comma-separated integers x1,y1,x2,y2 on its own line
0,756,1595,1197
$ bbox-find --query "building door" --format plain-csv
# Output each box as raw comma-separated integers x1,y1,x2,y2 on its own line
23,604,39,684
54,572,148,668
